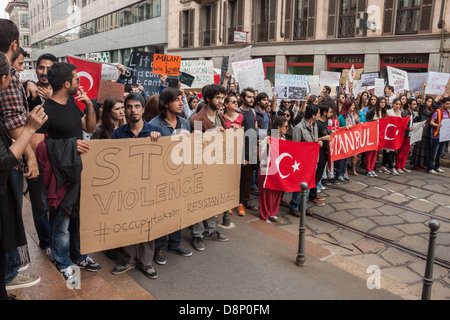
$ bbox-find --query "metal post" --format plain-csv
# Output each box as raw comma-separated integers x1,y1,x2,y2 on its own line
222,210,231,227
421,220,440,300
296,182,309,267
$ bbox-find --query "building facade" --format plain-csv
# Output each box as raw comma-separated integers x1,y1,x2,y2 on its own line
167,0,450,83
5,0,33,70
29,0,167,66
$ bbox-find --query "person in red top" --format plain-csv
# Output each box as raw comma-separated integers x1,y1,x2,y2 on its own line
223,94,244,129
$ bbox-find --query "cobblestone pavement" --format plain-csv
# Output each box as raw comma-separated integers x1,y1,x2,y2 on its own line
252,167,450,300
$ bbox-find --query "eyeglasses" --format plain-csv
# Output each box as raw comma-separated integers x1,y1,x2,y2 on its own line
8,67,16,77
280,125,289,128
283,101,292,104
228,100,238,104
284,114,291,117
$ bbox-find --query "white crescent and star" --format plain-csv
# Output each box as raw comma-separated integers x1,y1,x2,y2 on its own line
384,124,399,141
275,153,301,179
77,71,94,91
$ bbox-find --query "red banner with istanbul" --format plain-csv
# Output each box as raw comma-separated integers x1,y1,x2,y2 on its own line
263,138,320,191
378,116,410,150
329,122,379,162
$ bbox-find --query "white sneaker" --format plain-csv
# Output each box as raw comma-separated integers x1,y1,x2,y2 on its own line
5,272,40,290
403,168,411,173
428,169,437,174
397,168,405,174
59,266,78,288
436,168,445,173
391,168,399,176
371,171,378,177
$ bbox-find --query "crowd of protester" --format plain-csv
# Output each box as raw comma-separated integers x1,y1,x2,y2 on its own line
0,18,449,299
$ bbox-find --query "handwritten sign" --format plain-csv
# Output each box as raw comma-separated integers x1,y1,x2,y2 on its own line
306,75,320,96
80,131,243,254
375,78,385,97
228,46,252,73
387,66,409,93
152,54,182,76
101,64,120,81
408,73,428,92
180,60,214,89
440,119,450,143
320,71,341,87
274,74,308,101
425,72,450,96
410,121,426,145
97,80,125,103
124,51,161,97
360,72,380,87
232,59,265,91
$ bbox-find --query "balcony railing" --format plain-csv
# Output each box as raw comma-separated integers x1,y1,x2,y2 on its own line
395,7,420,35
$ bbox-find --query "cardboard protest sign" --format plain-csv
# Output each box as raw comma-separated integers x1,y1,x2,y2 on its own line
360,72,380,87
228,46,252,73
329,122,379,162
97,80,125,103
180,60,214,89
232,59,265,91
274,74,308,101
320,71,341,87
440,119,450,143
408,73,428,92
124,51,161,97
152,54,182,76
341,68,364,85
425,72,450,96
80,131,243,254
387,66,409,93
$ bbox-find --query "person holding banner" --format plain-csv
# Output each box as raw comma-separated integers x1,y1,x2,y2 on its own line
428,97,450,174
381,98,403,176
411,96,435,171
396,99,420,173
258,116,288,223
365,97,388,177
336,100,357,182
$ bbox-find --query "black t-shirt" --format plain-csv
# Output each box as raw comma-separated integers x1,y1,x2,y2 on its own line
316,119,330,150
37,98,84,140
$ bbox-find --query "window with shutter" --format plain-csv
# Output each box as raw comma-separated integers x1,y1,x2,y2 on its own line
307,0,316,39
394,0,432,35
188,9,195,47
294,0,308,40
269,0,277,40
285,0,292,40
383,0,394,35
328,0,337,38
418,0,433,33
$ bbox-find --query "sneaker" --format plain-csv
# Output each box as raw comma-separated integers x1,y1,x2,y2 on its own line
238,204,246,216
59,267,78,288
141,265,158,279
265,219,272,223
153,250,167,265
323,179,332,186
204,231,229,242
336,176,346,183
317,195,326,201
243,202,258,211
397,168,405,174
403,168,411,173
279,198,290,207
379,166,388,173
436,168,445,173
384,168,392,174
5,272,41,290
111,263,136,275
75,256,101,272
168,246,192,257
288,209,301,217
343,175,351,182
192,237,205,251
329,178,340,185
43,247,55,262
391,168,399,176
269,216,283,223
413,165,425,171
366,172,374,177
18,263,29,272
320,186,326,191
428,169,437,174
371,171,378,177
308,199,325,207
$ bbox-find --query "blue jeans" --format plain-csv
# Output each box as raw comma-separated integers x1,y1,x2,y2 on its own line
49,207,87,270
155,231,182,251
289,190,309,211
428,138,446,171
10,171,51,250
335,158,348,178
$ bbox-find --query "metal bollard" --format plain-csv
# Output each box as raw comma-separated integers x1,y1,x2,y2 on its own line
222,210,231,227
421,220,440,300
296,182,309,267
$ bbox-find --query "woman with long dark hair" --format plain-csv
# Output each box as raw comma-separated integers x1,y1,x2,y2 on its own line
380,98,402,175
410,96,434,171
92,97,125,139
336,99,357,182
365,97,388,177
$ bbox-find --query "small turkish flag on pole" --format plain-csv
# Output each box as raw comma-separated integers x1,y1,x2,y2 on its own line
263,138,320,192
349,64,356,83
67,55,102,112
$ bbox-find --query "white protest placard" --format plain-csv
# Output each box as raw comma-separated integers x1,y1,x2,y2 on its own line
440,119,450,143
274,74,309,101
19,69,38,83
408,73,428,92
410,121,426,145
306,75,320,96
375,79,385,97
320,71,341,87
101,64,119,81
180,60,214,89
425,72,450,96
352,80,362,96
387,66,409,93
86,52,110,63
260,79,274,99
228,46,252,73
232,58,265,91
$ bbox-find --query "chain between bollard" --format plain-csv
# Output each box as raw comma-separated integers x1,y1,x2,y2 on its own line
421,220,440,300
296,182,308,267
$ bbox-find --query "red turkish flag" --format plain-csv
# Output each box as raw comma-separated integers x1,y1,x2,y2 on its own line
378,116,410,150
67,56,102,112
263,138,320,192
